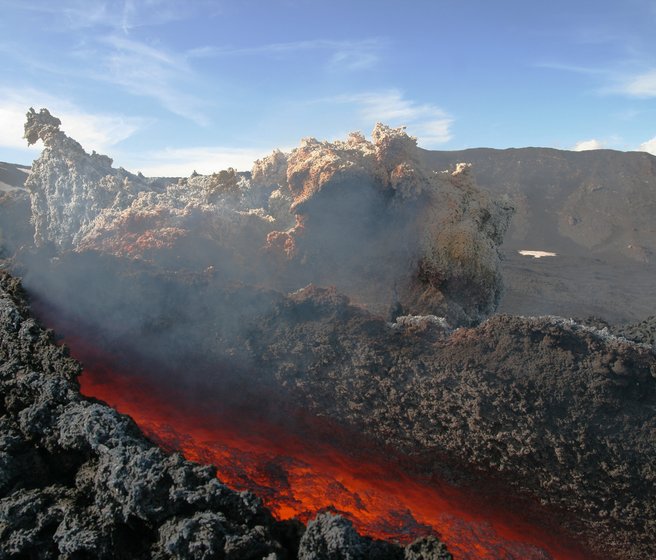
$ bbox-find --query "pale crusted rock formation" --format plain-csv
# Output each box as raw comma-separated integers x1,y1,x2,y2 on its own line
260,124,513,325
23,109,286,271
24,108,149,251
24,110,511,324
75,174,281,269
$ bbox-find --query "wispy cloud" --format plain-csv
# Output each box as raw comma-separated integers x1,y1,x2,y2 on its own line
4,0,194,32
615,69,656,97
334,90,453,146
540,60,656,100
572,138,605,151
96,35,211,125
126,146,271,176
535,61,614,79
0,88,143,153
189,38,382,71
1,1,214,125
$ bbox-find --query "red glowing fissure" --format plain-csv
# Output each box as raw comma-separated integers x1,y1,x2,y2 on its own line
50,324,595,560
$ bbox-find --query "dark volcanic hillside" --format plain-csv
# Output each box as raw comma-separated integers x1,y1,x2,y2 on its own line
422,147,656,259
422,147,656,322
0,161,30,191
0,162,31,261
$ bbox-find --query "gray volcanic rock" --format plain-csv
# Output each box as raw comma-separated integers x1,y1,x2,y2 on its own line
403,536,453,560
0,272,289,559
616,316,656,346
245,286,656,560
298,513,401,560
298,514,450,560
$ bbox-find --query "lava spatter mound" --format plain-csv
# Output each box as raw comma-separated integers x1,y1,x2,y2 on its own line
23,108,512,326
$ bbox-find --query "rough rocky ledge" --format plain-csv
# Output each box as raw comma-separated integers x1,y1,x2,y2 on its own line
0,271,451,560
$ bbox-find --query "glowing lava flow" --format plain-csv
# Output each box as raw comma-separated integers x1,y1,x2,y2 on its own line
55,338,599,560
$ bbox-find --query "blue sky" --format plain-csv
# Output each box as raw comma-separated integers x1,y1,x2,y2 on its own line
1,0,655,174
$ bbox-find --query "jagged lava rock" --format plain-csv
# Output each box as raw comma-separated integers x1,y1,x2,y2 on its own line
258,126,513,325
24,109,512,325
245,285,656,560
17,250,656,560
0,272,289,559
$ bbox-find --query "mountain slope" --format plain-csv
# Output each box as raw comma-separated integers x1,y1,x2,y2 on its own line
422,147,656,321
422,147,656,261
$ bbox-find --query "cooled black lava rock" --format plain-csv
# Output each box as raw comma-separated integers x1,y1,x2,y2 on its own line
298,513,401,560
403,536,453,560
246,287,656,560
0,273,285,559
616,316,656,346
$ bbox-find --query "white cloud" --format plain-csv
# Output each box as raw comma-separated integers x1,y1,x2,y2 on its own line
0,88,143,153
572,138,605,151
126,146,272,177
337,90,453,146
614,70,656,97
638,137,656,155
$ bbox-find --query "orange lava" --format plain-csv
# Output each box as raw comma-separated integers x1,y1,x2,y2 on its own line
19,291,594,560
56,343,597,560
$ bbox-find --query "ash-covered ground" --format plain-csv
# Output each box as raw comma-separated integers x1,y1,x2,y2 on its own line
1,108,655,559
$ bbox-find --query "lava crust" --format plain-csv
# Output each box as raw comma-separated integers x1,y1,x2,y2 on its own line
17,253,656,560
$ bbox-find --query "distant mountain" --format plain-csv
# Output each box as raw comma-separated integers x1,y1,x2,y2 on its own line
422,147,656,263
0,162,31,258
422,147,656,322
0,161,30,192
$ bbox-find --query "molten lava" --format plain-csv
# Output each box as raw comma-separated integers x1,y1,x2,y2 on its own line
59,348,590,560
40,319,598,560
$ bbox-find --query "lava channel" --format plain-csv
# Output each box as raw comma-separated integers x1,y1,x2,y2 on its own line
46,324,598,560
